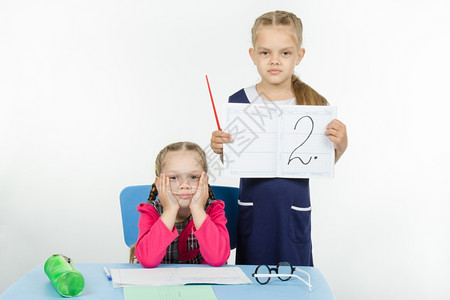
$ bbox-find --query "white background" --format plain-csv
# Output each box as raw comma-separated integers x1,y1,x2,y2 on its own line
1,0,449,299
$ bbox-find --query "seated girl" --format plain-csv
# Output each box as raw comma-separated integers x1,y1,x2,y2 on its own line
133,141,230,267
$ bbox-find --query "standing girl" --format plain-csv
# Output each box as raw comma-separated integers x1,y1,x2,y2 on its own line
134,142,230,268
210,11,348,266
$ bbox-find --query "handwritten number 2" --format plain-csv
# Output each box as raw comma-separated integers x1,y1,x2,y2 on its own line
288,116,317,165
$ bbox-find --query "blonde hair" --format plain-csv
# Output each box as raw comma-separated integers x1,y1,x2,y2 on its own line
251,10,328,106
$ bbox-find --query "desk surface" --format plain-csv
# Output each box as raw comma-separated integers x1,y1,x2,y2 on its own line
0,263,334,300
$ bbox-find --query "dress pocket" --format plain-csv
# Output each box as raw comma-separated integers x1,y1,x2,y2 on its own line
288,205,312,243
237,200,254,238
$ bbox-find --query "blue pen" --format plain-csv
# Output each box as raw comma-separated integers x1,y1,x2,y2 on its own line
103,267,112,280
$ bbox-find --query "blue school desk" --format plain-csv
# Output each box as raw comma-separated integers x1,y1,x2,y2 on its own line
0,263,334,300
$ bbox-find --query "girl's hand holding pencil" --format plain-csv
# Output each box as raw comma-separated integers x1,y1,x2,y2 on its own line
205,75,233,158
210,131,232,155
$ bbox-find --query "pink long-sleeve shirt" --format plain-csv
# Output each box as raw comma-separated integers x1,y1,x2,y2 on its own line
135,200,230,268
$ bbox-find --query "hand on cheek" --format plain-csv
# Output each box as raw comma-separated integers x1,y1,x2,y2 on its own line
157,174,179,210
190,172,208,229
190,172,209,210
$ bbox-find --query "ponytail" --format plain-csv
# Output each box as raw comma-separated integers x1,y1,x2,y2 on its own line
147,183,158,201
291,74,329,106
208,184,216,200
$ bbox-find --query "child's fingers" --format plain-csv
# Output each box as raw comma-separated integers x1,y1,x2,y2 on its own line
327,129,346,145
163,175,170,194
213,130,232,140
165,177,179,205
210,131,233,154
192,172,208,205
325,127,340,138
325,120,346,138
155,174,163,193
194,173,207,198
199,171,208,185
156,174,167,198
325,119,348,152
199,172,209,195
326,119,345,134
157,174,178,207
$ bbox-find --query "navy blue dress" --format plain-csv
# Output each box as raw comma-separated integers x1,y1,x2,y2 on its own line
230,88,314,267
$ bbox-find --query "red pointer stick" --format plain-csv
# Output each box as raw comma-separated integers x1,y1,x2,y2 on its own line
205,75,221,131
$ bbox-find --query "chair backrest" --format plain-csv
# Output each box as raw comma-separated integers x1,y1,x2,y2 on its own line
119,185,239,249
209,185,239,250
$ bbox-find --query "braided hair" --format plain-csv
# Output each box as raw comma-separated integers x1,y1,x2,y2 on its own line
147,142,216,201
251,10,329,106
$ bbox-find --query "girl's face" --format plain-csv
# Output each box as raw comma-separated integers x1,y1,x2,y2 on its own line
250,25,305,89
161,150,204,208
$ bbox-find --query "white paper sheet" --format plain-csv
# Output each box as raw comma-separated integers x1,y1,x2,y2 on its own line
111,267,252,287
223,103,336,178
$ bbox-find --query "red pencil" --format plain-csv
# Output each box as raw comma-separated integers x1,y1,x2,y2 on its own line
205,75,221,131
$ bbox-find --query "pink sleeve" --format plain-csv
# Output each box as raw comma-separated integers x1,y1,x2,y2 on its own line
134,203,178,268
194,200,231,266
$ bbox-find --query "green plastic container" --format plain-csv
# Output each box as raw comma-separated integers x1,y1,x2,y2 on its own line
44,254,85,297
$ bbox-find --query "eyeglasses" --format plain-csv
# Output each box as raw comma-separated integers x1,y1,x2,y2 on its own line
252,262,312,291
167,173,201,193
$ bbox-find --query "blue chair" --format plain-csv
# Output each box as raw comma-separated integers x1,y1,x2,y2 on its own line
119,185,239,249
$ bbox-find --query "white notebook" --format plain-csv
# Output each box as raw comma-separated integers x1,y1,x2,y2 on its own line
224,103,336,178
111,266,252,287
